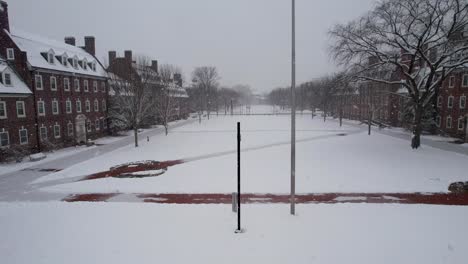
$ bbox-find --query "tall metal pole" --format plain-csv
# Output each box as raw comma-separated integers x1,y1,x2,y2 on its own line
290,0,296,215
237,122,241,232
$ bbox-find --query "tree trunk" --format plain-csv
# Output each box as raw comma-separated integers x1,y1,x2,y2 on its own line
165,117,169,136
411,105,424,149
134,127,139,147
339,108,343,127
368,110,372,135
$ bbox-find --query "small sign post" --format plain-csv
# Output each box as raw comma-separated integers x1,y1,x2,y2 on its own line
235,122,242,233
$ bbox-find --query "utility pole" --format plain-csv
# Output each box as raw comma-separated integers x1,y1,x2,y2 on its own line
290,0,296,215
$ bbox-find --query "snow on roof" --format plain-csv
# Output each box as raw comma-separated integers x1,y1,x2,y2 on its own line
7,29,107,78
0,59,32,95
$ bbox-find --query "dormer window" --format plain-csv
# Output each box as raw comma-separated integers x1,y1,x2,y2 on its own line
83,59,88,70
0,70,13,86
62,54,68,67
6,48,14,60
91,62,96,71
47,50,55,64
73,56,78,68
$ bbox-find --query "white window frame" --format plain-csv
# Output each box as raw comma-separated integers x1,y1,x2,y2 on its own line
460,96,466,109
16,101,26,118
37,100,45,116
39,125,47,141
94,99,99,112
458,117,465,131
446,116,453,129
76,100,82,113
6,48,14,60
0,101,6,119
85,99,91,112
62,55,68,67
83,59,88,70
4,72,12,86
19,128,28,145
448,96,454,109
54,124,61,138
67,122,74,137
95,119,100,131
101,82,106,92
74,79,80,91
52,99,59,115
84,80,89,92
463,74,468,88
35,75,43,90
64,78,70,91
93,81,98,92
66,99,72,114
48,53,55,64
437,96,443,108
449,76,455,88
50,76,57,91
0,129,9,147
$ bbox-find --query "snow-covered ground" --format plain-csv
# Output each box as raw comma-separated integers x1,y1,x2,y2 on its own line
0,202,467,264
35,107,468,194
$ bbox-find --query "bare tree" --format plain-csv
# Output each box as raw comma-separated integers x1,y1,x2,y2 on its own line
192,66,220,120
108,56,156,147
330,0,468,148
155,64,183,135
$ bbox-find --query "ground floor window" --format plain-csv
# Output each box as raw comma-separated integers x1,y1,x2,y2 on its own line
40,126,47,141
54,124,61,138
68,123,74,137
458,117,465,131
19,128,28,145
95,120,100,131
446,116,452,129
0,130,9,147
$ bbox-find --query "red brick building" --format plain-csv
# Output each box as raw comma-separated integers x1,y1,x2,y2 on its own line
0,1,109,152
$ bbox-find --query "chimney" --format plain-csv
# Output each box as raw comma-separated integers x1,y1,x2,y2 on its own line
84,36,95,56
0,1,10,32
124,50,132,63
151,60,158,73
108,51,116,66
64,37,76,46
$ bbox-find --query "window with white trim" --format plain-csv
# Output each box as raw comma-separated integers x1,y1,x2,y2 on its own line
67,122,74,136
93,81,98,92
64,78,70,91
437,96,443,108
6,48,14,60
463,74,468,87
66,99,72,113
0,101,6,119
0,129,9,147
50,76,57,91
446,116,453,128
449,76,455,88
35,75,43,90
74,79,80,91
448,96,454,109
83,59,87,70
37,100,45,116
85,99,90,112
4,73,11,86
54,124,61,138
19,128,28,145
101,82,106,92
94,99,99,112
436,115,441,127
102,99,106,111
73,57,78,68
95,119,100,131
16,101,25,118
40,126,47,141
62,55,68,67
458,117,465,130
460,96,466,109
76,99,82,113
48,51,55,64
84,80,89,92
52,99,59,115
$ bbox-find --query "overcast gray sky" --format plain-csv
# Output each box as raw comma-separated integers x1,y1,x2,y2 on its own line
9,0,376,93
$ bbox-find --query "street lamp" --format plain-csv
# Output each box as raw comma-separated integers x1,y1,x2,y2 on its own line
290,0,296,215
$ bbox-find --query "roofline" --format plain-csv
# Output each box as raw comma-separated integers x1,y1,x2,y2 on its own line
31,67,109,80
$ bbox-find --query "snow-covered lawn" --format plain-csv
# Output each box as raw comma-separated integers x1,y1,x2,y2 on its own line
0,202,466,264
35,110,468,194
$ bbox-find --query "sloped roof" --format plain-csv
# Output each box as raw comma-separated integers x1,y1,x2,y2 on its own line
6,28,107,78
0,59,32,95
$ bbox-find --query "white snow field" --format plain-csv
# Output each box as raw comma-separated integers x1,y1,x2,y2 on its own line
0,202,467,264
36,107,468,194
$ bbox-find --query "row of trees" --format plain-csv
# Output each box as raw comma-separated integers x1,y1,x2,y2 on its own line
269,0,468,149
